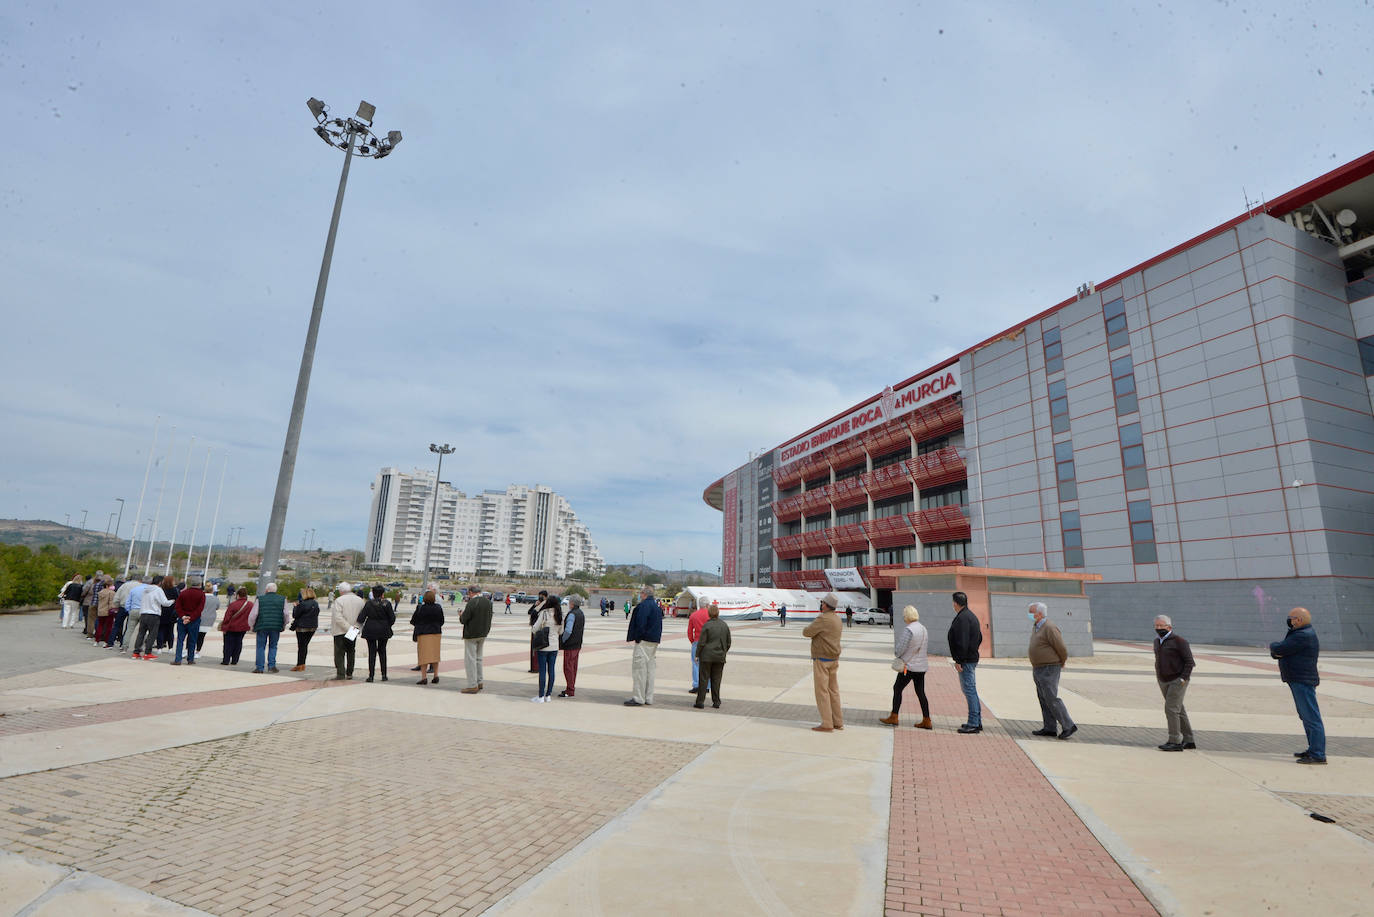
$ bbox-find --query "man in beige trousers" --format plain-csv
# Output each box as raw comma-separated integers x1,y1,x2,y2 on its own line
803,593,844,732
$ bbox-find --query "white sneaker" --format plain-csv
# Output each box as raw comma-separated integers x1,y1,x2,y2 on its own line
531,696,543,703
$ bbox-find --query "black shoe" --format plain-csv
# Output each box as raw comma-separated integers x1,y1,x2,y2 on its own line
712,702,720,708
1296,756,1327,765
558,690,571,697
1294,750,1312,757
381,676,388,682
693,703,704,709
957,725,983,734
1158,743,1184,751
366,676,374,683
688,687,698,693
623,700,642,706
1058,725,1079,741
1182,741,1196,750
268,667,279,674
219,660,229,665
1031,728,1057,737
412,665,421,671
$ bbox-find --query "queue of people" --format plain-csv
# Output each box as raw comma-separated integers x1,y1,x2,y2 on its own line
51,574,1331,763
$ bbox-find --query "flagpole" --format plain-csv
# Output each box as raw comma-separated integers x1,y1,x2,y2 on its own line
164,435,195,575
124,417,159,578
184,448,212,581
144,426,175,576
201,454,228,582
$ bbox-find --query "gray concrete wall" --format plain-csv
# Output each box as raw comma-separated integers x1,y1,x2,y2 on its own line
990,594,1093,659
1087,576,1374,650
892,591,960,657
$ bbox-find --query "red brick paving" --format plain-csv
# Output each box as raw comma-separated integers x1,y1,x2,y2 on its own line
884,664,1158,916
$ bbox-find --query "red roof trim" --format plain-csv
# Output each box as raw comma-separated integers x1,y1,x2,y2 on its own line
758,149,1374,458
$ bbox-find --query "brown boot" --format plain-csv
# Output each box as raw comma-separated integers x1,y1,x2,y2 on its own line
290,665,305,672
879,713,900,726
916,717,933,730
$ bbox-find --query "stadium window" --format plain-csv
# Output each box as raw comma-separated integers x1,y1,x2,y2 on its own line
804,513,829,533
1103,296,1129,350
1054,440,1078,502
1111,354,1138,416
1128,499,1158,564
1042,325,1064,374
1119,423,1149,491
1048,379,1071,434
1360,335,1374,376
919,483,968,510
921,541,968,562
1060,510,1084,568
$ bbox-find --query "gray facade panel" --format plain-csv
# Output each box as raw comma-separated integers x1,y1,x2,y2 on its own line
990,594,1094,659
1087,576,1374,650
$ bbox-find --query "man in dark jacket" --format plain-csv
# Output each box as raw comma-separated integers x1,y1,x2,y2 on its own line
1153,615,1196,751
559,596,586,697
624,587,663,706
1270,607,1325,764
947,591,984,734
694,603,732,709
460,585,494,694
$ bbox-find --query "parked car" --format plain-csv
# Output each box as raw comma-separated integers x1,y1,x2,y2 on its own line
853,607,891,625
491,592,505,601
385,581,404,588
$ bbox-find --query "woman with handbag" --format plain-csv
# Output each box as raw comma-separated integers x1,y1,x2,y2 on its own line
880,605,932,729
531,595,562,703
289,586,321,671
219,587,254,666
357,585,396,682
411,590,444,685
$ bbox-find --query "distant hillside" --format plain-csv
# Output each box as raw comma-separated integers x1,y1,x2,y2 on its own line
606,563,720,586
0,519,129,556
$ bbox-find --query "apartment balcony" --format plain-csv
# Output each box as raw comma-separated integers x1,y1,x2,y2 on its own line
862,420,909,458
861,462,912,500
825,522,869,553
773,462,805,490
799,484,832,517
907,446,967,491
906,394,963,443
772,534,806,559
773,491,806,522
861,514,916,549
909,505,972,543
828,476,867,510
827,438,867,472
800,530,830,556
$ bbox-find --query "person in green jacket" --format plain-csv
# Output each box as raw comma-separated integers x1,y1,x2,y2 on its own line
623,600,631,619
253,583,288,673
694,603,733,709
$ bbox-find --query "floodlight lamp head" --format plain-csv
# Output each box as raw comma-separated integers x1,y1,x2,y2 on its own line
387,130,403,146
307,97,327,120
356,100,376,123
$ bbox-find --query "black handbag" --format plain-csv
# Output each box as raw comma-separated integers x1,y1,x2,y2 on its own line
533,627,549,650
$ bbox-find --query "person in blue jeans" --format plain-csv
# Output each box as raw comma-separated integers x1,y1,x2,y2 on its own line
946,591,984,734
253,583,288,673
1269,606,1326,764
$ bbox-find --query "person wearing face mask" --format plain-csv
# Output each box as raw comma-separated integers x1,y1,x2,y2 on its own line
1152,615,1196,751
1269,607,1325,765
1026,602,1076,740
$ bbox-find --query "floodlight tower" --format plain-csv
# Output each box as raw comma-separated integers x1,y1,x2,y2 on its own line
257,99,403,595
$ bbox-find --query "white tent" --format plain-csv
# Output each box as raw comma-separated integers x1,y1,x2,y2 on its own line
671,586,871,621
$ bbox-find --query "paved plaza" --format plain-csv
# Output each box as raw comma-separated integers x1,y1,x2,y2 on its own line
1,609,1372,916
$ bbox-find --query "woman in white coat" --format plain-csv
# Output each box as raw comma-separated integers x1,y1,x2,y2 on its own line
880,605,932,729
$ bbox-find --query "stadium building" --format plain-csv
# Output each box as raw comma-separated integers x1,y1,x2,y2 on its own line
365,470,604,578
704,151,1374,650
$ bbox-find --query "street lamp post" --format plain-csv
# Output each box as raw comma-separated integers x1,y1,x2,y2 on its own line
256,97,403,595
423,443,455,581
79,510,88,531
113,497,125,540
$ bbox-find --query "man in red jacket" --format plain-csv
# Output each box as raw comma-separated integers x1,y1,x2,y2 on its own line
687,604,710,693
172,576,207,665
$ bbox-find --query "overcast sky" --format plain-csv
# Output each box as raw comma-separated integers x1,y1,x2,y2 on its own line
2,1,1370,572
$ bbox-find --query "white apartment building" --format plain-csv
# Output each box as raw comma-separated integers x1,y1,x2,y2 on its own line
364,468,605,578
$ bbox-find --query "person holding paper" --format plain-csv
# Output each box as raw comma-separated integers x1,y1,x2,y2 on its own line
328,582,366,681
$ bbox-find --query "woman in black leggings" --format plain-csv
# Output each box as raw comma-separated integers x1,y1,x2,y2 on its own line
357,585,396,682
880,605,932,729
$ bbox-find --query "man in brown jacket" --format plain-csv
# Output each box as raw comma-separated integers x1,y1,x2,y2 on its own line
803,593,844,732
1028,602,1077,740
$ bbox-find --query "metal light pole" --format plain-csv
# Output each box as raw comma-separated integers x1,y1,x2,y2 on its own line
257,97,403,595
106,512,116,535
201,453,227,581
424,443,454,580
124,417,158,577
79,510,88,531
113,497,125,540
